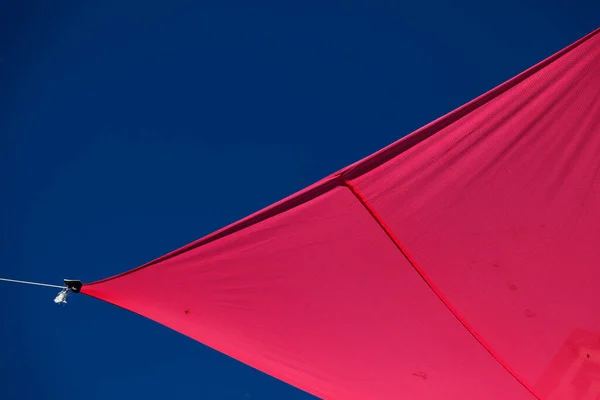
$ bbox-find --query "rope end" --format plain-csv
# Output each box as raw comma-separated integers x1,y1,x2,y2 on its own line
54,279,82,305
54,288,69,304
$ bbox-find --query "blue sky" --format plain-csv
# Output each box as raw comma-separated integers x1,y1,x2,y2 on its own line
1,1,597,398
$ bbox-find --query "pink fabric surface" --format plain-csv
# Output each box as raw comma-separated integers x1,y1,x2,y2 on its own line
83,27,600,399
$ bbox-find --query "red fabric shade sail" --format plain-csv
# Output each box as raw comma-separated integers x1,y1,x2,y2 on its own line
83,27,600,399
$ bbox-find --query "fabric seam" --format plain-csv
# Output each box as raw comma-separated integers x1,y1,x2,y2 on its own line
341,178,541,400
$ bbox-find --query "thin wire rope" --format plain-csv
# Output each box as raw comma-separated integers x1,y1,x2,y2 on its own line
0,277,66,289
